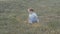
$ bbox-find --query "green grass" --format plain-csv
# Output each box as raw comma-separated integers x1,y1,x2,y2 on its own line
0,0,60,34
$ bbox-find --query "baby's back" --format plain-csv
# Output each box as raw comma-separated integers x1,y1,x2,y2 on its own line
29,12,38,23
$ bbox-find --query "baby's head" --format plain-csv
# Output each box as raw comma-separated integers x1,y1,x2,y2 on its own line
28,8,34,13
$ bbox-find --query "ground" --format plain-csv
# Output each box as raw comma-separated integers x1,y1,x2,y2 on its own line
0,0,60,34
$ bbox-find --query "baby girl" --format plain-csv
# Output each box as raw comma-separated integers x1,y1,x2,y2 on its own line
28,8,39,24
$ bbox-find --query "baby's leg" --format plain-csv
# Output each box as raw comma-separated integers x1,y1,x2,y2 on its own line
28,20,33,24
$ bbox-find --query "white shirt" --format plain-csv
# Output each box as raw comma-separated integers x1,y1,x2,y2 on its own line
28,12,39,23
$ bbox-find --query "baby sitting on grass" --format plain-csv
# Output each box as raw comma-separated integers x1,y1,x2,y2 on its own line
28,8,39,24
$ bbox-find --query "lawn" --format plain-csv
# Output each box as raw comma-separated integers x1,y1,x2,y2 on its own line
0,0,60,34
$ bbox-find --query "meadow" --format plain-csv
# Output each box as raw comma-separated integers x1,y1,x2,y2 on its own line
0,0,60,34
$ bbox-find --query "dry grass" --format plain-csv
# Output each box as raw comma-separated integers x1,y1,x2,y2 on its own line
0,0,60,34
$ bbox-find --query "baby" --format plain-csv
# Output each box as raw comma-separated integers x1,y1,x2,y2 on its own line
28,8,39,24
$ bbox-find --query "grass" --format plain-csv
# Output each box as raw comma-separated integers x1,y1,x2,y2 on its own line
0,0,60,34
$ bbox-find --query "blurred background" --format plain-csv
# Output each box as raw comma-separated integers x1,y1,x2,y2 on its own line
0,0,60,34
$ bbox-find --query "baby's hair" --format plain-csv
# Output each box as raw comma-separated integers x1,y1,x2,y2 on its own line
28,8,34,12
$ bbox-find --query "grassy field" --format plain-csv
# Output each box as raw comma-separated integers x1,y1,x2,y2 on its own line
0,0,60,34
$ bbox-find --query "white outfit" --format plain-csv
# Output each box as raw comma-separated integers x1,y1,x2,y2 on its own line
28,12,39,23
